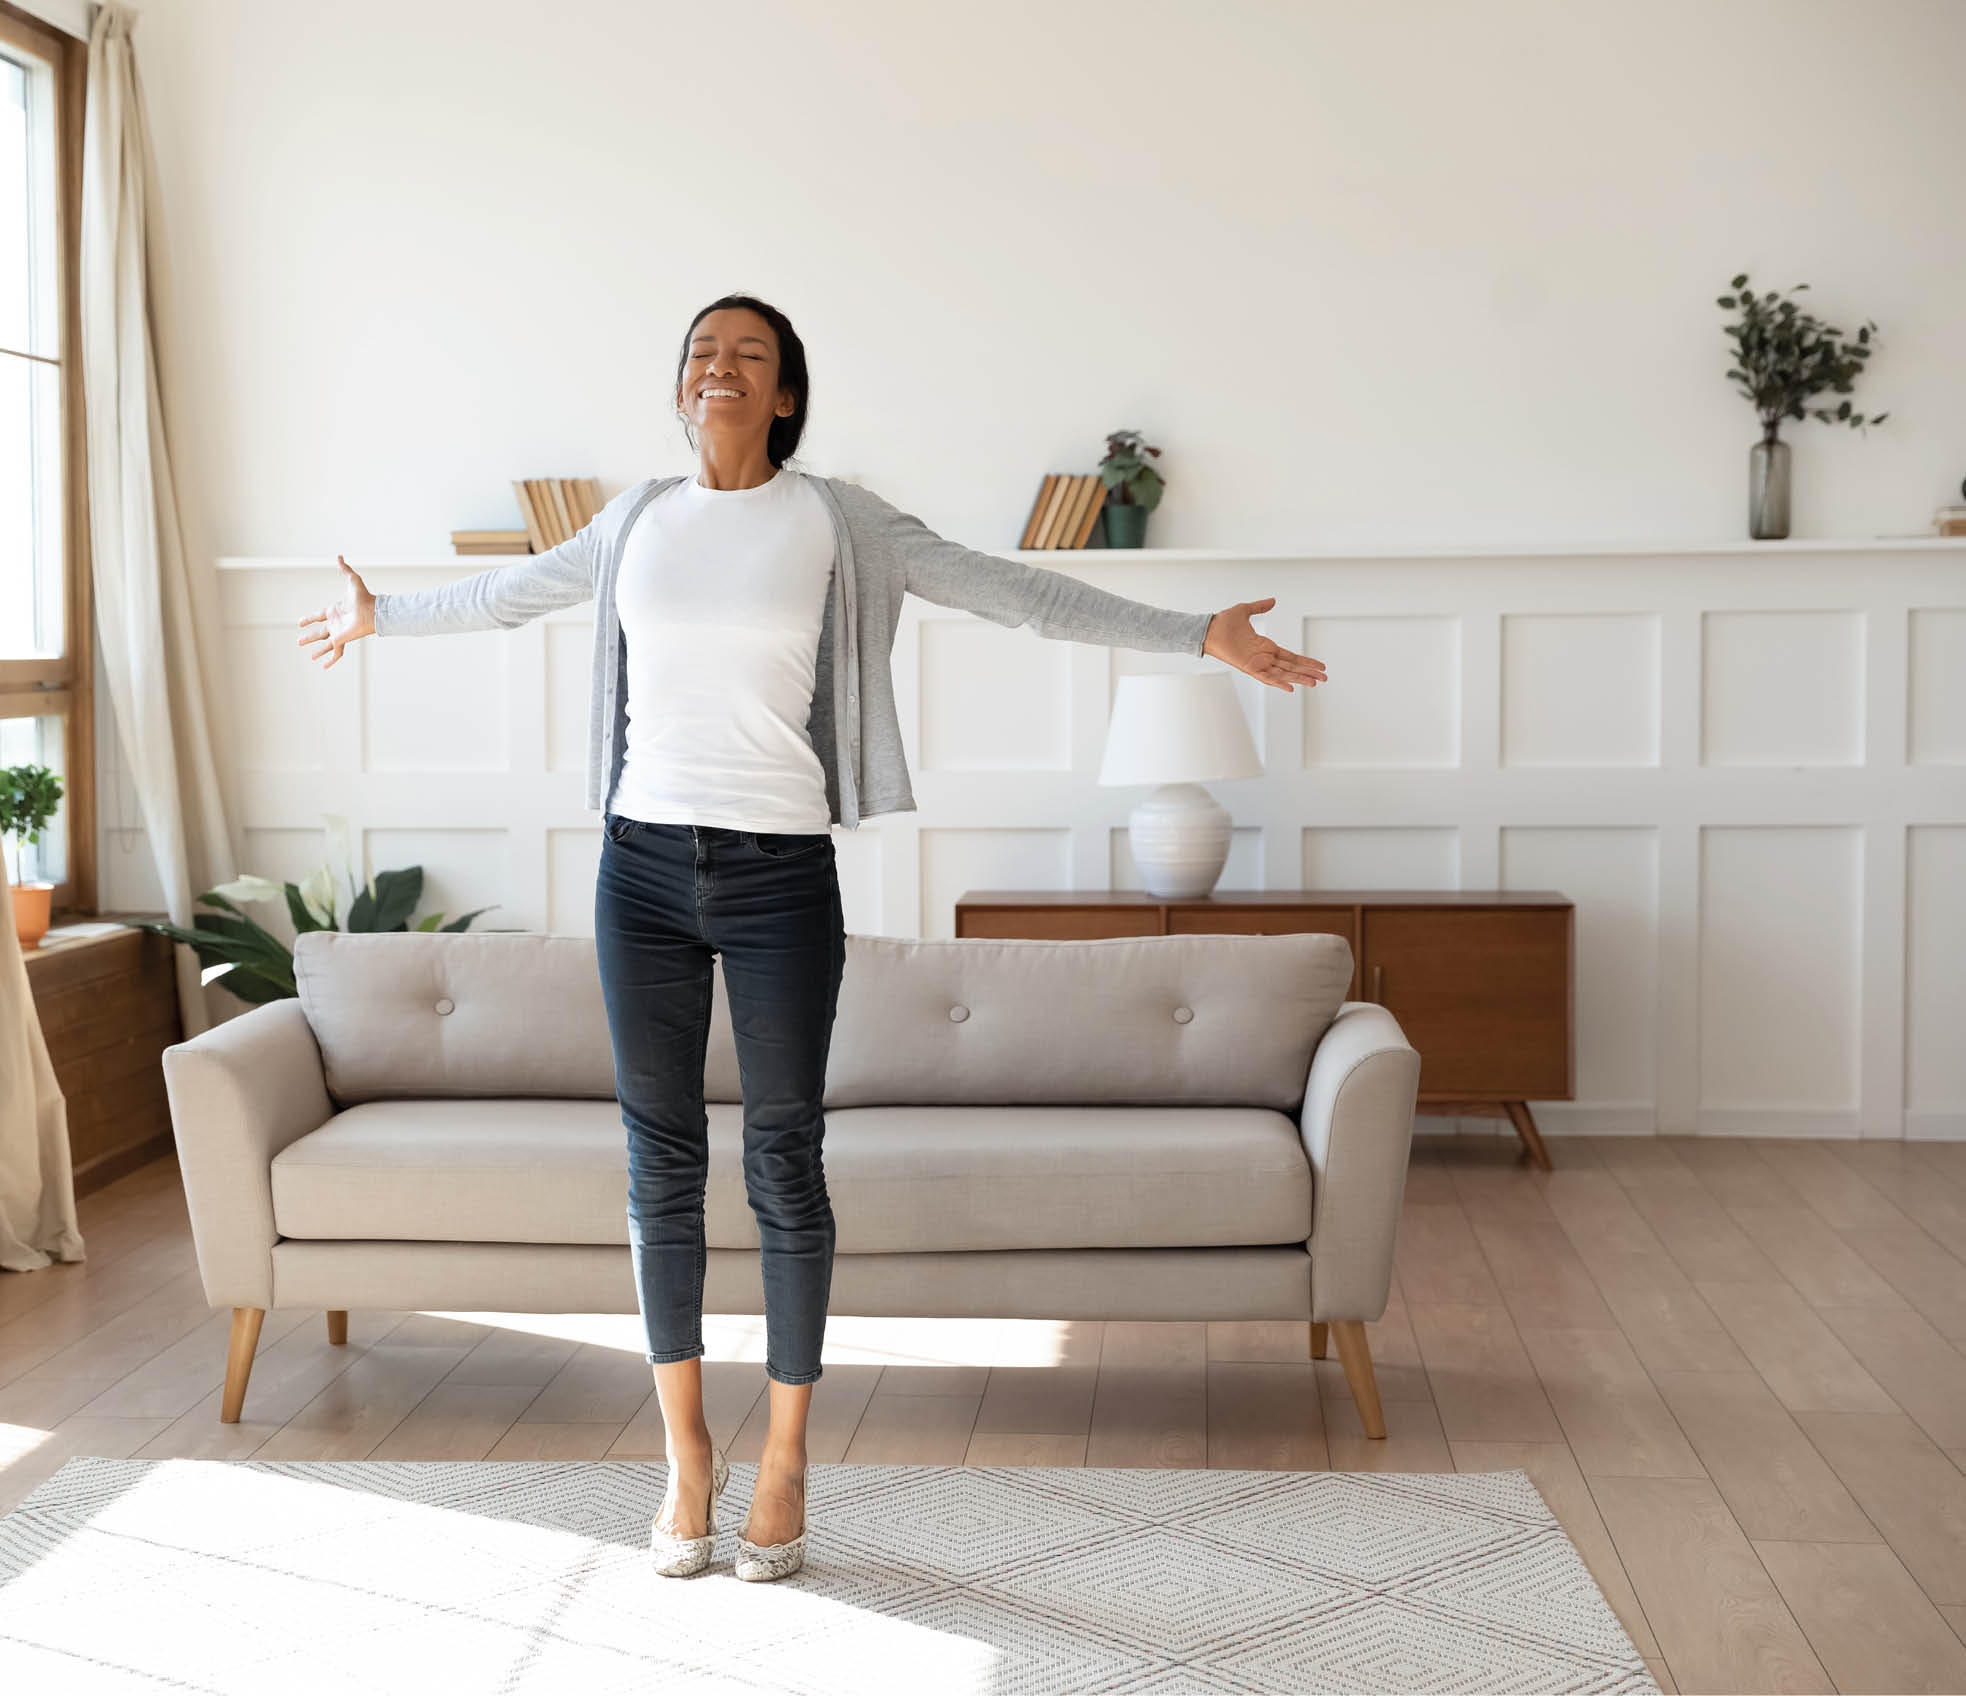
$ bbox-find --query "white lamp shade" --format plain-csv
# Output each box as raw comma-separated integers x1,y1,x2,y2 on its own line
1096,673,1263,787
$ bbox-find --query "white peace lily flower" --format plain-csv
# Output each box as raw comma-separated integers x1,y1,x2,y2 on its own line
209,875,286,905
321,813,351,866
297,864,338,928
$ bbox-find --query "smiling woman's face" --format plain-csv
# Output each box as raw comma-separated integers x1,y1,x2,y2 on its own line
676,307,792,441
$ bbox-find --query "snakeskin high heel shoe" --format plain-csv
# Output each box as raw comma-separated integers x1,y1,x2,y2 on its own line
649,1446,729,1578
735,1463,808,1582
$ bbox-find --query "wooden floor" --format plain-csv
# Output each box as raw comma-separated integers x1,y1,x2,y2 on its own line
5,1133,1966,1693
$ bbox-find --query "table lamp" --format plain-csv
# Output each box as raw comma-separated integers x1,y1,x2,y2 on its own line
1096,673,1263,898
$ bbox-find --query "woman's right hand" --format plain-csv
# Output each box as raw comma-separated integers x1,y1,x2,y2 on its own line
298,555,376,670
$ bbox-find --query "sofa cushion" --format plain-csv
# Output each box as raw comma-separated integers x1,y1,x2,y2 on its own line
268,1099,1314,1252
291,929,1352,1112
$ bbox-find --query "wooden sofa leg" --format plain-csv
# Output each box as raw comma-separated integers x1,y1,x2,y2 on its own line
1309,1321,1328,1360
326,1310,348,1346
221,1307,266,1423
1331,1320,1386,1439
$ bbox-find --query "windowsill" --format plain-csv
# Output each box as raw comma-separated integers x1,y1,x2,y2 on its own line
19,914,158,964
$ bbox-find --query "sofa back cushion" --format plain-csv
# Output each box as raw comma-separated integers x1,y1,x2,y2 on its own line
827,933,1350,1110
294,928,1352,1110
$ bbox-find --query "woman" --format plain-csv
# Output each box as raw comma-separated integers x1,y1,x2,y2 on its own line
297,293,1327,1582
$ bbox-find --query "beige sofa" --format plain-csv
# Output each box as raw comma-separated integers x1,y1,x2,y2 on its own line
161,928,1421,1434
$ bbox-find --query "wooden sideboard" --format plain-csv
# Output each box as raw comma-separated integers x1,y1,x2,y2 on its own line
953,890,1573,1170
21,919,183,1195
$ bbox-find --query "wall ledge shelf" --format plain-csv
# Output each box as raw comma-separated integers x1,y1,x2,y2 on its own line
218,534,1966,571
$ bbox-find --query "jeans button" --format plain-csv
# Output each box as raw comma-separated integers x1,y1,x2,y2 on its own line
948,1004,969,1022
435,997,455,1016
1172,1005,1193,1024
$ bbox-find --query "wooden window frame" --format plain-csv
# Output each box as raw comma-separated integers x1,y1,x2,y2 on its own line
0,0,94,917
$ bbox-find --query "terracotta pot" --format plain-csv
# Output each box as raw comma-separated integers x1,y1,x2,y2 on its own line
10,880,54,949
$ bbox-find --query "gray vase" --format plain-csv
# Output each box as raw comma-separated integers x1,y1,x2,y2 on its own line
1749,437,1791,540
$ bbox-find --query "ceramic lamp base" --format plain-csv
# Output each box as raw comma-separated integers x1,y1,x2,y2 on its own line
1127,783,1232,899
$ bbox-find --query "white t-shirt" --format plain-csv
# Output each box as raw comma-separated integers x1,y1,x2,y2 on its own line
608,465,836,832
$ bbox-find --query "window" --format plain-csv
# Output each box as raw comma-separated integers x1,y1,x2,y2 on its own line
1,3,89,914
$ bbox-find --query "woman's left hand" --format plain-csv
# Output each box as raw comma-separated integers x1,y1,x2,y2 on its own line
1203,598,1328,693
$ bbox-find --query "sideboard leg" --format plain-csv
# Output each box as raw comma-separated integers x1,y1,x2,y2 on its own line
1504,1101,1553,1171
326,1310,348,1346
1330,1320,1386,1440
221,1306,266,1424
1309,1321,1328,1360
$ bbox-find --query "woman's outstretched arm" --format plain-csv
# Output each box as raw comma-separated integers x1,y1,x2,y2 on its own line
848,483,1325,691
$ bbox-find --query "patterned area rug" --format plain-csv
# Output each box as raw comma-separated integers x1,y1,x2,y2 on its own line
0,1457,1655,1694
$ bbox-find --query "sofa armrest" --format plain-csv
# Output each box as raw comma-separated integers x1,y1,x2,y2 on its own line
1299,999,1422,1324
161,996,334,1310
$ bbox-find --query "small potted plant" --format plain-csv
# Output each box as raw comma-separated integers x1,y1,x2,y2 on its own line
2,763,64,949
1717,272,1887,539
1097,429,1165,548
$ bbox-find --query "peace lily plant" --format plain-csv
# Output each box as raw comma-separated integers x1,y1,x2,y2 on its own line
119,812,500,1004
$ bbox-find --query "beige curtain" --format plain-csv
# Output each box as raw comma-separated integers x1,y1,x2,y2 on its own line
80,1,239,1041
0,874,83,1270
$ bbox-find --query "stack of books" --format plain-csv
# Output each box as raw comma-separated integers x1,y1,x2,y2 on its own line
1935,504,1966,537
450,529,530,556
1020,473,1109,550
516,478,602,552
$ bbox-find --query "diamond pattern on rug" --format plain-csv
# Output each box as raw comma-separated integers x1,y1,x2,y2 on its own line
0,1456,1657,1695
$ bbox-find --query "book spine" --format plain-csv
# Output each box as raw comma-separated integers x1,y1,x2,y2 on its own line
513,480,548,553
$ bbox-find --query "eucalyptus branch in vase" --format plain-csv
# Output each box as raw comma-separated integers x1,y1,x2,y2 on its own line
1717,272,1886,539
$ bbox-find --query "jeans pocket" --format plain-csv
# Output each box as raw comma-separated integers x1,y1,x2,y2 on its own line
749,831,830,860
603,811,638,844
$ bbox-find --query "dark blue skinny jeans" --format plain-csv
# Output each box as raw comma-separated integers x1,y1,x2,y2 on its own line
593,813,844,1385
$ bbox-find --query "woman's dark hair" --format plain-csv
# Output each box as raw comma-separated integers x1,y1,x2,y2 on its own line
673,293,810,469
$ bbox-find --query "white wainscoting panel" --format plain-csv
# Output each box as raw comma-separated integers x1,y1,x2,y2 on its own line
1905,824,1966,1140
1702,609,1865,767
1301,614,1461,768
1698,825,1863,1134
1301,827,1461,890
1501,613,1659,768
178,535,1966,1139
918,617,1072,771
1908,607,1966,766
1500,826,1659,1138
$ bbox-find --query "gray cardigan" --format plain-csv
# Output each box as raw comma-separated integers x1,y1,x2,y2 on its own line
372,471,1214,829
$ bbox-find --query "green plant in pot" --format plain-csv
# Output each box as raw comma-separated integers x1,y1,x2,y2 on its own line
2,762,65,949
1718,272,1886,540
1097,429,1164,548
118,811,504,1004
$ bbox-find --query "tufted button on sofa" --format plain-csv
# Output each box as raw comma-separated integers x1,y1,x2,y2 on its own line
162,929,1421,1433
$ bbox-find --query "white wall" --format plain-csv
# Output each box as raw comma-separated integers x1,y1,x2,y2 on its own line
98,0,1966,1137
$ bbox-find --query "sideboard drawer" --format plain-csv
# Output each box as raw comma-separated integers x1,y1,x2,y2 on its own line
956,906,1164,940
1361,906,1572,1099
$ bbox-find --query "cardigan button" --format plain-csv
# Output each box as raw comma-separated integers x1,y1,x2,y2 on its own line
948,1004,969,1022
434,997,455,1015
1172,1005,1193,1024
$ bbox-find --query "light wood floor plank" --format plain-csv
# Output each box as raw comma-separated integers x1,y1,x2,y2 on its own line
1698,1282,1900,1415
368,1383,535,1460
1204,1360,1327,1470
1408,1300,1565,1443
1086,1365,1207,1469
1834,1222,1966,1342
1754,1538,1966,1696
1518,1326,1704,1478
726,1361,882,1464
1469,1218,1621,1330
1612,1167,1788,1286
250,1341,477,1461
1591,1475,1832,1694
517,1343,657,1426
1394,1202,1505,1306
0,1416,174,1515
1325,1395,1452,1473
843,1393,982,1464
486,1420,630,1460
1651,1370,1878,1543
964,1432,1087,1466
1812,1307,1966,1452
1452,1439,1659,1659
1728,1205,1913,1311
1794,1412,1966,1607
